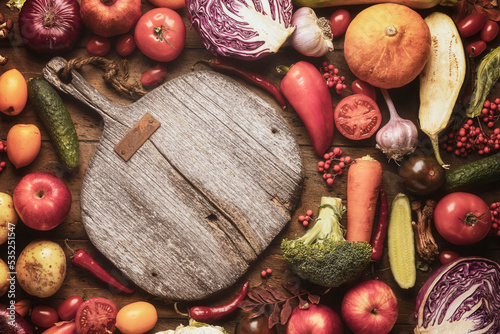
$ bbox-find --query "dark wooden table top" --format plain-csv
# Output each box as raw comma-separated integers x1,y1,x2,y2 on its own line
1,1,499,333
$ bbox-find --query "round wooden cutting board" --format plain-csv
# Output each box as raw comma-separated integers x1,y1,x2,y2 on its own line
43,57,304,301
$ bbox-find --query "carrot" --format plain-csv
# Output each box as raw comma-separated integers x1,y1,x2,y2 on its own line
346,155,383,243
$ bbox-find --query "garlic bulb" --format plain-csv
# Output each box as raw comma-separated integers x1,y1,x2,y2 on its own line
290,7,334,57
376,89,419,162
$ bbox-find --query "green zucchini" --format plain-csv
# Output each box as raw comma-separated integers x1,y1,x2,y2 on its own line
445,152,500,191
27,77,79,170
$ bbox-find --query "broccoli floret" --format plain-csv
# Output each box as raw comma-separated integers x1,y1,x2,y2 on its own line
281,197,372,287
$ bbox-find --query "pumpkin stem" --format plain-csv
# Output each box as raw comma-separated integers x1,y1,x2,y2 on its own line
385,26,398,37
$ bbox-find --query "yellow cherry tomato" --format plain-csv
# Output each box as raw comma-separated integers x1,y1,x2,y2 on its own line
116,301,158,334
0,69,28,116
6,124,41,169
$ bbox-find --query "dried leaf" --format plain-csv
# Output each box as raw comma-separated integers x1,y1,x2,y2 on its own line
251,286,278,303
282,281,301,295
249,304,267,319
307,293,321,304
280,299,293,325
452,0,469,23
483,7,500,20
298,295,309,309
238,299,259,311
269,303,281,329
265,284,288,301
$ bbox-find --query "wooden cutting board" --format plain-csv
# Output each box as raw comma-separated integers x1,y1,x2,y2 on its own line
43,57,303,301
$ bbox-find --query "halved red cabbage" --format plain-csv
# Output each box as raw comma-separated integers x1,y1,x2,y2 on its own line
414,257,500,333
186,0,295,60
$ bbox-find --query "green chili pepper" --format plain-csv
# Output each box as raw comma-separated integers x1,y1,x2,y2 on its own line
466,45,500,118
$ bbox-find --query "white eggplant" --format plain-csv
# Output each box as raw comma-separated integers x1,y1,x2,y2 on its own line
418,12,466,168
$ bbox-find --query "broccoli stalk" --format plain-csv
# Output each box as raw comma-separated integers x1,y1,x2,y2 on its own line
281,197,372,287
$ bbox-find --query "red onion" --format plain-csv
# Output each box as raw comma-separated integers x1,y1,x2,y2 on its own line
18,0,82,54
0,304,33,334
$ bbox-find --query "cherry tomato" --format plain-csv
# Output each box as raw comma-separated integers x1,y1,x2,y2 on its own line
147,0,185,9
334,94,382,140
466,40,487,57
116,34,137,57
457,12,486,38
115,301,157,334
86,36,111,57
0,69,28,116
75,297,118,334
134,8,186,62
480,20,499,42
41,322,76,334
399,155,445,196
434,192,492,246
6,124,41,169
235,314,277,334
329,9,351,38
439,250,461,266
58,295,84,321
31,305,59,328
351,79,377,101
141,65,167,87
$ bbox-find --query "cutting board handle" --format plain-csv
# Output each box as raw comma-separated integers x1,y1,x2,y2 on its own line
42,57,119,120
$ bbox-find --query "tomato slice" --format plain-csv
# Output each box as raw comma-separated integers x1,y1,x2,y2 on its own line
334,94,381,140
75,297,118,334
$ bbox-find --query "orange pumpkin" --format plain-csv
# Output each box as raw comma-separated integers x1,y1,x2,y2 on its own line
343,3,431,89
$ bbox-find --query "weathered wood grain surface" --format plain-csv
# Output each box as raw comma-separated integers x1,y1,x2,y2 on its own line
0,2,499,333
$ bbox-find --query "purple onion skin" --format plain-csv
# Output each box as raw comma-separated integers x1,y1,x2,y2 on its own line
0,304,33,334
18,0,83,54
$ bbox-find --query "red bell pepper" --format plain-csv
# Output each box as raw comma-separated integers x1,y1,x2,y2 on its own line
279,61,334,156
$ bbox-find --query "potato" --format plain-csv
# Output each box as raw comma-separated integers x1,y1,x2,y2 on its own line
0,258,9,296
0,192,18,245
16,240,66,298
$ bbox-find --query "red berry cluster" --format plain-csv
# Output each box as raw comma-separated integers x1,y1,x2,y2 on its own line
480,98,500,128
442,118,500,157
0,140,6,173
490,202,500,237
318,147,352,185
320,61,347,94
298,209,314,227
260,268,272,278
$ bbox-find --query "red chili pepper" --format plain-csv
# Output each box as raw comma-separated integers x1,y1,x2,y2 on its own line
188,281,249,323
278,61,334,157
193,58,287,110
65,240,134,293
371,188,388,261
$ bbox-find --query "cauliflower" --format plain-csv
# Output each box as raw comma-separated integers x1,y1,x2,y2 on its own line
156,320,227,334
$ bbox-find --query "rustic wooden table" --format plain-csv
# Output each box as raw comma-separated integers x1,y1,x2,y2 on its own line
1,1,499,333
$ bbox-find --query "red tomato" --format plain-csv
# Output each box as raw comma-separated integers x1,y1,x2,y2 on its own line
116,34,137,57
58,295,84,321
434,192,492,245
466,40,487,57
457,12,486,38
351,79,376,101
134,8,186,62
147,0,185,9
86,36,111,56
75,297,118,334
329,9,351,38
334,94,382,140
141,65,167,86
439,250,460,266
481,20,499,42
31,305,59,328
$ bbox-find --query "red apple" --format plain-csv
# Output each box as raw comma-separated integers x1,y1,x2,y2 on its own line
80,0,142,38
13,172,72,231
286,303,343,334
341,280,398,334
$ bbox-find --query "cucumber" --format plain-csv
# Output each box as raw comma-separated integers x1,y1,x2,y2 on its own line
27,77,79,170
445,152,500,191
387,193,416,289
